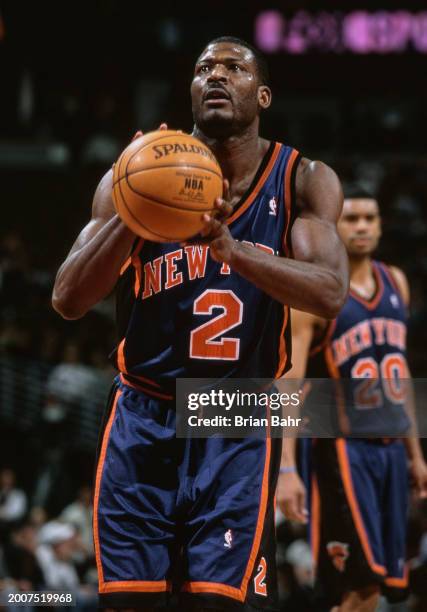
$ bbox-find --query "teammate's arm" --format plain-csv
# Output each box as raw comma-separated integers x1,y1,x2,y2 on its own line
390,266,427,498
52,169,135,320
276,309,317,523
201,159,349,319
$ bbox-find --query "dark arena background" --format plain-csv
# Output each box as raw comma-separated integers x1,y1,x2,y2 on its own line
0,1,426,610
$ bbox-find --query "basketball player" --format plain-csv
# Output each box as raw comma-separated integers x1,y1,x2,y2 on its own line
277,186,427,611
52,37,348,612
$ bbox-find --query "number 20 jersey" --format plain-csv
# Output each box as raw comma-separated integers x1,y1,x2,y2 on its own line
307,261,410,436
111,142,301,397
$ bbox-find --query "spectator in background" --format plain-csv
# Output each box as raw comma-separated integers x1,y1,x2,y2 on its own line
3,522,44,590
60,485,93,559
0,468,27,542
35,521,79,590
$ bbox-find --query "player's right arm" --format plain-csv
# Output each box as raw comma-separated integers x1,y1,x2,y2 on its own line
276,309,318,523
52,168,135,320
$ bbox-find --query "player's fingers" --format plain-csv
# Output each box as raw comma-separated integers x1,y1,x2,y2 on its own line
214,197,233,219
223,178,231,201
200,214,222,237
132,130,143,141
159,123,168,131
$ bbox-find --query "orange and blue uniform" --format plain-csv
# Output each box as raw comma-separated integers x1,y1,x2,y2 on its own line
94,142,300,610
302,261,410,607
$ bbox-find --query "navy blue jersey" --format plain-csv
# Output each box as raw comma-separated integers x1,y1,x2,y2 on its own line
112,142,301,396
307,261,410,435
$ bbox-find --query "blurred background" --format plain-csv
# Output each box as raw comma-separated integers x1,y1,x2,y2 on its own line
0,0,426,609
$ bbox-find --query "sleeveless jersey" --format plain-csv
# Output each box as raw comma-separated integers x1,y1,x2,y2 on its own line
307,261,410,436
111,142,301,397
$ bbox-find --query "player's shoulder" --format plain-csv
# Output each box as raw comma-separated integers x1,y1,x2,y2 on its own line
382,263,410,306
291,308,327,333
294,157,342,217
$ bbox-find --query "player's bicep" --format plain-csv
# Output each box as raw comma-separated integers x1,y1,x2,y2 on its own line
67,169,116,257
291,159,348,276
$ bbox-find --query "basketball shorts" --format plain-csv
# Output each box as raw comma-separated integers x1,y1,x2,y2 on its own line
304,438,409,608
94,377,281,610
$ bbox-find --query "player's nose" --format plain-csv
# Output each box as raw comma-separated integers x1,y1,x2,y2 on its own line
208,64,228,82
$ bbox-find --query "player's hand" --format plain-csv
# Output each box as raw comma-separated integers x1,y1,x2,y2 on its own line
198,179,236,264
409,456,427,499
131,122,169,141
276,470,308,523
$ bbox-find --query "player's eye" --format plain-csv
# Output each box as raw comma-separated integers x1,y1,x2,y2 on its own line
229,63,242,72
198,65,210,73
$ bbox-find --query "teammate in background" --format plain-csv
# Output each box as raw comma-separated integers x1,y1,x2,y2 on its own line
277,186,427,612
52,37,348,612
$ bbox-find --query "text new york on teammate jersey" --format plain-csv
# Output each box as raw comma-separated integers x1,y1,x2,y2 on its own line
308,261,410,436
112,142,300,397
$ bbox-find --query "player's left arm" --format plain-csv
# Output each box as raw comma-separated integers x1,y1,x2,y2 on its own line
390,266,427,499
200,160,349,319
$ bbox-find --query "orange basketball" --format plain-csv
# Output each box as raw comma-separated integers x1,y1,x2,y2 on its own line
112,130,223,242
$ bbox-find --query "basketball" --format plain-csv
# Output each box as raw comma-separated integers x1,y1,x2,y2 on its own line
112,130,223,242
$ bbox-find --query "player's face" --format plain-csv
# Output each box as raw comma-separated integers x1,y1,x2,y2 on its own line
191,42,271,138
338,198,382,257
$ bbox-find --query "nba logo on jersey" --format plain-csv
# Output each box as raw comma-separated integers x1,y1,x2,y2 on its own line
268,196,277,216
390,294,399,308
224,529,233,548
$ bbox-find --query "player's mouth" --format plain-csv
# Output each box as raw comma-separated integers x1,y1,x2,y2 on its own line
352,236,371,246
203,87,231,106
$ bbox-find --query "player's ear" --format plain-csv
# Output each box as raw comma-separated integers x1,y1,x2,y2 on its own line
258,85,272,110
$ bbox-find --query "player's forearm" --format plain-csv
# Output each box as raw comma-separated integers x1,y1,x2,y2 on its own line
229,243,346,318
404,436,424,461
52,216,134,319
281,436,297,467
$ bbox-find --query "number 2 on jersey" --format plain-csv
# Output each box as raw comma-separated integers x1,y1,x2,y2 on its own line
190,289,243,360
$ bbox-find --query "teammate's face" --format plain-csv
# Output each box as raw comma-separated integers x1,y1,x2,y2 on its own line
338,198,382,257
191,42,271,138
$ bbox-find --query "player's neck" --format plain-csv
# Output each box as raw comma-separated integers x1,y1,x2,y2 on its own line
193,124,269,203
349,256,374,287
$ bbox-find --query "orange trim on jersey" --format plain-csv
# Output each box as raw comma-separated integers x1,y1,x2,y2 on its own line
311,473,321,566
309,320,337,358
226,142,282,225
350,262,384,310
324,345,351,435
336,439,387,576
117,338,127,374
131,239,144,296
274,305,289,378
282,148,300,257
183,432,272,602
120,256,132,276
120,239,144,277
379,262,407,310
99,580,171,594
182,581,242,600
93,388,121,586
384,567,409,588
240,433,271,597
120,373,173,401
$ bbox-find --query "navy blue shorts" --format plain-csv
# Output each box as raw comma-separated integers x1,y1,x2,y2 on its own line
94,378,281,610
303,438,409,607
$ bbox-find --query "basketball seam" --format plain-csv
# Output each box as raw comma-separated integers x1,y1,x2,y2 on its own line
118,181,205,242
121,176,215,212
119,132,221,187
124,164,223,181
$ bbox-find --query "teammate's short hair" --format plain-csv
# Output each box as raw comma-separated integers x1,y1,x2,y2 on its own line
343,183,376,201
201,36,270,86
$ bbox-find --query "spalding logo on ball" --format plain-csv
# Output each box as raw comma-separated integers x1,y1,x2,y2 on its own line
112,130,223,242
